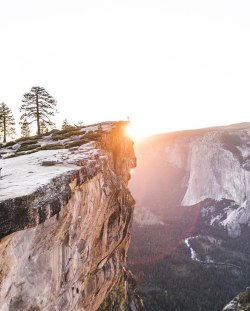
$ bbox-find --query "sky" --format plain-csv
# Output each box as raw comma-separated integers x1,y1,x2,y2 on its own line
1,0,250,138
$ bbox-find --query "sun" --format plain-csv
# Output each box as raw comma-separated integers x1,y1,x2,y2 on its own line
125,122,157,141
125,119,176,141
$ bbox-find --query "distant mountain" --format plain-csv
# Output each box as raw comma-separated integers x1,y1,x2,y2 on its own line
129,123,250,311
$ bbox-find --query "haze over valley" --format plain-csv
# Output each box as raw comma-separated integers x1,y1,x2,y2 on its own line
129,123,250,310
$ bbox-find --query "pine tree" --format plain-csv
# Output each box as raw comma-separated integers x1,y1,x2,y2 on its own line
77,120,84,127
62,118,71,130
0,102,16,143
40,120,49,134
20,86,57,136
20,118,31,138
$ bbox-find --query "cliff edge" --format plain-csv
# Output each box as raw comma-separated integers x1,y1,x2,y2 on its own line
223,288,250,311
0,121,143,311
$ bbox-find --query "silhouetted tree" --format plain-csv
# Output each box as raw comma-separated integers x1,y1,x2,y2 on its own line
20,86,57,135
0,102,16,143
20,117,31,138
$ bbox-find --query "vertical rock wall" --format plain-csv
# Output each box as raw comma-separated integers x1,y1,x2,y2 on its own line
0,122,143,311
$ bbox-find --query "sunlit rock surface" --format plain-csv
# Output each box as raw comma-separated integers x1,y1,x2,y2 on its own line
0,122,143,311
180,124,250,238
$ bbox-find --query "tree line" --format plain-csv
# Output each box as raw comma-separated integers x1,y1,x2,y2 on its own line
0,86,77,143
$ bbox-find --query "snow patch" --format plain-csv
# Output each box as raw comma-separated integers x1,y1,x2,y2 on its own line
210,214,223,226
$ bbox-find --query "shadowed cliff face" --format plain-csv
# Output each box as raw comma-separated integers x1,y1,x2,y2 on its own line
0,122,143,311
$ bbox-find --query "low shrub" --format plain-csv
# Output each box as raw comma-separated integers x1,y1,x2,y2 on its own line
4,141,16,147
51,130,83,141
18,144,41,152
64,139,87,149
15,135,39,143
39,144,65,151
83,132,102,140
20,140,39,147
239,289,250,304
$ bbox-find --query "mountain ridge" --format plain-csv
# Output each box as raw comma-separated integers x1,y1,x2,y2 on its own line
129,121,250,311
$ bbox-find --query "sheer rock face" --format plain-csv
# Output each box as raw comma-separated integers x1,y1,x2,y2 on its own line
131,123,250,239
150,124,250,238
0,122,142,311
182,131,250,206
180,125,250,238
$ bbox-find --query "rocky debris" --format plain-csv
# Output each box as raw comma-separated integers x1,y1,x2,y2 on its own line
12,143,21,150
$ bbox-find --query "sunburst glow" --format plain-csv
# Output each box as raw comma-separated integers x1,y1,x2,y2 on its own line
126,122,162,141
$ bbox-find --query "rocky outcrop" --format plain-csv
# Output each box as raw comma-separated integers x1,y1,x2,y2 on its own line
0,122,143,311
181,128,250,237
223,288,250,311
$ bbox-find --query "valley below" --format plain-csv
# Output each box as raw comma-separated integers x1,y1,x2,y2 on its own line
128,123,250,311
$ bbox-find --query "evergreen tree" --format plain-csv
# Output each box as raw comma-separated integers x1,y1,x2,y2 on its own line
62,118,73,130
0,102,16,143
40,120,49,134
20,117,31,138
20,86,57,135
76,120,84,127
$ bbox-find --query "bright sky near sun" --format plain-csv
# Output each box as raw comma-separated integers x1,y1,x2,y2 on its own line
1,0,250,139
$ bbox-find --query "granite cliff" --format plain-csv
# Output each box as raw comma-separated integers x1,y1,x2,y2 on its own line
128,123,250,310
0,121,143,311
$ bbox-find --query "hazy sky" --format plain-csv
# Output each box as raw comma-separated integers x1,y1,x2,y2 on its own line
1,0,250,137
